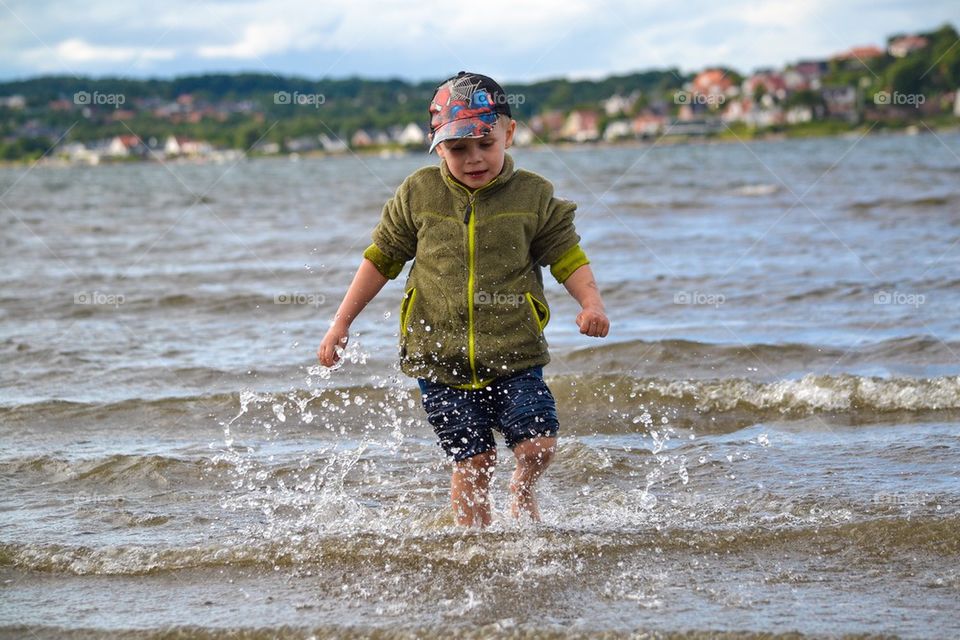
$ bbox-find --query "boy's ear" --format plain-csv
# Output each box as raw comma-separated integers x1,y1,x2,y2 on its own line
503,118,517,149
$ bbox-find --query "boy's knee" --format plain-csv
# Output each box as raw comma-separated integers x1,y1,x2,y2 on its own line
513,436,556,467
456,448,497,477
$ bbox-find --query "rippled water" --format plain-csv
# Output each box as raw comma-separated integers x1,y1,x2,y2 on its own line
2,131,960,639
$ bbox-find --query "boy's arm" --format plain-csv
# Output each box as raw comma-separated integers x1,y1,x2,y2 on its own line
317,258,389,366
563,263,609,338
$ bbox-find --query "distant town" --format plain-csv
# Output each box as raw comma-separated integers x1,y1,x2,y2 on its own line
0,23,957,164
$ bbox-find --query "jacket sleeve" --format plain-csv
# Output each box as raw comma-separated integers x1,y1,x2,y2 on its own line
363,180,418,280
530,188,590,284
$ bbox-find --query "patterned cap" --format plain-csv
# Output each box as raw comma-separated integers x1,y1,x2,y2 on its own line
428,71,512,153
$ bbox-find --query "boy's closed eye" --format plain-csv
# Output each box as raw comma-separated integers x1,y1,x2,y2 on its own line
448,140,494,152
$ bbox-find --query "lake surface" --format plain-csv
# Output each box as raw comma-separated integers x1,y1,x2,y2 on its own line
2,131,959,639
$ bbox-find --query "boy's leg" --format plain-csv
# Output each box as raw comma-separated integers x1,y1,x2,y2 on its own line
451,448,497,527
509,436,556,521
492,366,560,522
418,378,499,528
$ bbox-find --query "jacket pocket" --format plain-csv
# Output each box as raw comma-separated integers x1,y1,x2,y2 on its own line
399,287,418,336
524,292,550,335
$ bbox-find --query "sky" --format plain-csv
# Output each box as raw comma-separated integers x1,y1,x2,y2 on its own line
1,0,958,83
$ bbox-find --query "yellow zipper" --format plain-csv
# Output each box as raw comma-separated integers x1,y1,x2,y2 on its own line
445,174,499,388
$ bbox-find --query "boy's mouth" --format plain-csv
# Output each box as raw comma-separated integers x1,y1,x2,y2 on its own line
464,169,487,180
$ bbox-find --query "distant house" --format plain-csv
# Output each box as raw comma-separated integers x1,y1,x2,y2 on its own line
285,135,321,152
164,135,213,157
722,98,788,128
530,110,565,137
743,72,788,102
831,45,885,71
58,141,101,165
786,106,814,124
631,112,666,137
560,110,600,142
602,91,640,116
318,134,349,152
0,94,26,109
107,134,145,157
395,123,426,146
833,45,885,61
722,99,750,124
512,123,535,146
889,35,929,58
351,129,374,148
821,86,859,122
692,69,735,97
602,119,633,141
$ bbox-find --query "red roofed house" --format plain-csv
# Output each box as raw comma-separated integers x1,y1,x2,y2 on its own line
743,72,788,103
692,69,734,97
889,35,929,58
107,134,144,157
832,45,885,61
560,109,600,142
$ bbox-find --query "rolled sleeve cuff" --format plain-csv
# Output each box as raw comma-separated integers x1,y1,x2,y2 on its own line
363,243,406,280
549,243,590,284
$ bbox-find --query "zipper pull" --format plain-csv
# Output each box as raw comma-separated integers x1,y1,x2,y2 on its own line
463,196,475,224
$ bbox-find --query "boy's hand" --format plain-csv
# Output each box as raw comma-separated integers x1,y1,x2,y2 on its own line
576,305,609,338
317,321,350,367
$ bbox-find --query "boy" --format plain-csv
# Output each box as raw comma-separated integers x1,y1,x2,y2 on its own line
318,71,609,527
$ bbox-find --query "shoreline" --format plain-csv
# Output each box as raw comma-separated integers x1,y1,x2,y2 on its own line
1,121,957,169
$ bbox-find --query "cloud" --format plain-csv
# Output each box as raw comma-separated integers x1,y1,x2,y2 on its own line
18,37,177,75
196,21,320,59
0,0,957,80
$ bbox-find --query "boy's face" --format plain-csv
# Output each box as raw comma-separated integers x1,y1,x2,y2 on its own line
436,118,516,190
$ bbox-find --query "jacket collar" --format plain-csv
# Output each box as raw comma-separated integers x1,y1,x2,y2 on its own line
440,152,516,200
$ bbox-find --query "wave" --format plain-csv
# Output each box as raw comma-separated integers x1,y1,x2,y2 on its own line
847,194,954,212
4,373,960,434
560,334,959,368
729,183,780,196
2,515,956,576
0,453,231,489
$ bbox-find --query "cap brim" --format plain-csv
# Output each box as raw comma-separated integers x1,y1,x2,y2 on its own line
428,117,497,153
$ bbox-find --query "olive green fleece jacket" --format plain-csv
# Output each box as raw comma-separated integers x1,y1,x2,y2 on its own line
362,153,590,389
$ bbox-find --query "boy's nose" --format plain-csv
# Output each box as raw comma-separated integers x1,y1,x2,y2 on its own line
465,147,483,164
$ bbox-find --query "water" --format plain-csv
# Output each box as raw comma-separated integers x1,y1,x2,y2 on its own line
2,131,959,639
